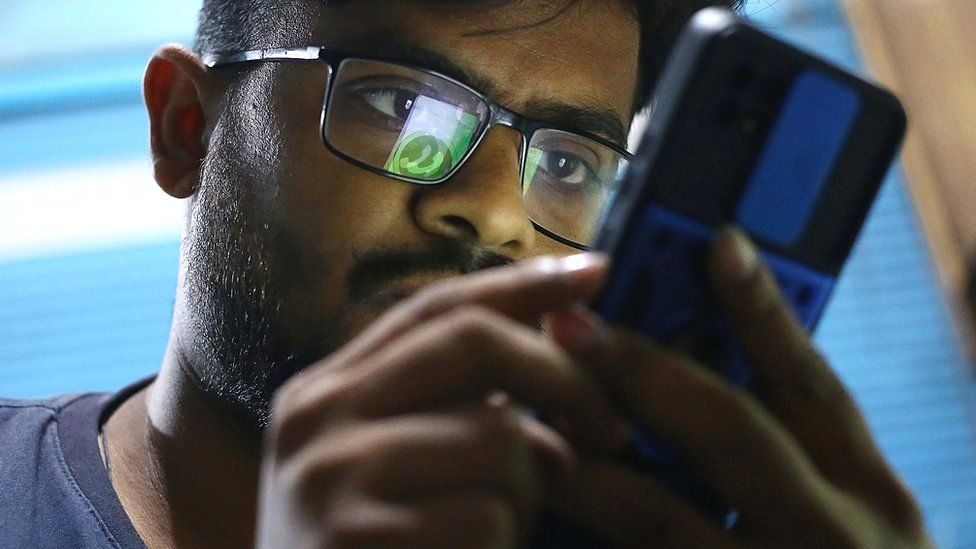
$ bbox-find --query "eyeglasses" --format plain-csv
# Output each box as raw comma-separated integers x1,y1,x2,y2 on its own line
204,46,633,249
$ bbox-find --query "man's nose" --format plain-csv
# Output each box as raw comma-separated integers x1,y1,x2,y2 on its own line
411,127,536,254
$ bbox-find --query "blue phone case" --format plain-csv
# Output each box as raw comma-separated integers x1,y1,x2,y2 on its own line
589,68,863,522
531,7,905,547
591,206,836,518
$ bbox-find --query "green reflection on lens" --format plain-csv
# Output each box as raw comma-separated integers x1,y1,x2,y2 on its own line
524,147,543,192
384,95,479,181
389,132,452,178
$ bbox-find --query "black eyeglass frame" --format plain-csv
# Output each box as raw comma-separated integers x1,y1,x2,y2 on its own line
204,46,634,250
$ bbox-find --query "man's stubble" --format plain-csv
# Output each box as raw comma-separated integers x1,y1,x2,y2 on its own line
176,76,512,435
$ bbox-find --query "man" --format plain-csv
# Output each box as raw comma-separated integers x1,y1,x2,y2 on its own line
0,0,933,547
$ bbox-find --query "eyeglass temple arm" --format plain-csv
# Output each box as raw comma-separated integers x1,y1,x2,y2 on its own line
203,47,324,68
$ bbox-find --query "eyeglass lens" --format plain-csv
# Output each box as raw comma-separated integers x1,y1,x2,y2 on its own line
325,58,490,182
323,58,628,246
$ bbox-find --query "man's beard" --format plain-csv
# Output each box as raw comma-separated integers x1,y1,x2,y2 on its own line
180,146,511,436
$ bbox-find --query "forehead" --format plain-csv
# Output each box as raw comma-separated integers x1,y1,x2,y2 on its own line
309,0,641,127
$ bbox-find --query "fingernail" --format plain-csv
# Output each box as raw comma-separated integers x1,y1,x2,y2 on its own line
561,252,608,273
722,227,759,282
531,253,608,279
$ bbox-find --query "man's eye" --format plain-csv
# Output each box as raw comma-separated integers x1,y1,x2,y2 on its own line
539,151,595,187
361,88,417,123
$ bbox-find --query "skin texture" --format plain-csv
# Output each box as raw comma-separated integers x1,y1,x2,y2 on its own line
101,0,935,547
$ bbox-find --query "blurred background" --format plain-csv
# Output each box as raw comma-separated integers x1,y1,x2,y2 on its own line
1,0,975,546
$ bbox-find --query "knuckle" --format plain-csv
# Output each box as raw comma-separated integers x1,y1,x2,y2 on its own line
446,306,499,342
812,514,868,549
284,449,349,505
324,512,402,549
286,438,378,512
481,405,524,448
267,398,306,456
481,408,539,511
271,377,301,414
282,462,331,510
485,411,530,472
467,496,517,546
747,270,786,315
410,278,461,314
267,377,352,457
436,308,510,365
777,351,853,407
446,407,525,477
268,411,310,457
708,392,770,456
707,389,751,427
879,479,927,536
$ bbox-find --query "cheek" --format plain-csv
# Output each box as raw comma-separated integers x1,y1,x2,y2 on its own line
270,67,418,273
269,128,417,343
531,231,582,259
210,67,424,353
281,163,413,261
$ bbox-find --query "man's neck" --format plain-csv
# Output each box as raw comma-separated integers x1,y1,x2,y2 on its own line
103,343,261,548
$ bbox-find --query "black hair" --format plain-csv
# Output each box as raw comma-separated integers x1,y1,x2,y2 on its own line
194,0,743,114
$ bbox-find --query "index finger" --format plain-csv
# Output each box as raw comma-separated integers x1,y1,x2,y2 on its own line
709,228,892,489
329,253,608,368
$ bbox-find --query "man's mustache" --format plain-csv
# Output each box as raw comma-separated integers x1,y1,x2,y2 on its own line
261,240,514,395
347,239,513,303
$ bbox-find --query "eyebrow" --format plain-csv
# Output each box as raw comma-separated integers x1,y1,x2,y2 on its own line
523,100,629,149
334,34,629,148
461,0,581,37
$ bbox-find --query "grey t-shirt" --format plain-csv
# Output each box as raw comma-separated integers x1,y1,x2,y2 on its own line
0,378,150,548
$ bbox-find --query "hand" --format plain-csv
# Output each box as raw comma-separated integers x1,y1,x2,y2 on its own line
548,228,935,548
255,255,631,549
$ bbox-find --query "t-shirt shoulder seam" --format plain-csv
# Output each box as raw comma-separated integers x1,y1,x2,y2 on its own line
51,405,126,548
0,402,59,412
0,393,95,413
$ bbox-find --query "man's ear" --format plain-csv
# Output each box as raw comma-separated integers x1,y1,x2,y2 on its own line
145,44,212,199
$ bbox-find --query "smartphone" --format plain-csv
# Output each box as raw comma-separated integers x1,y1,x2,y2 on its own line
589,6,907,522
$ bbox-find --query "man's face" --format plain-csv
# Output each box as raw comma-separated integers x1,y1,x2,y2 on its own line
180,0,640,430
